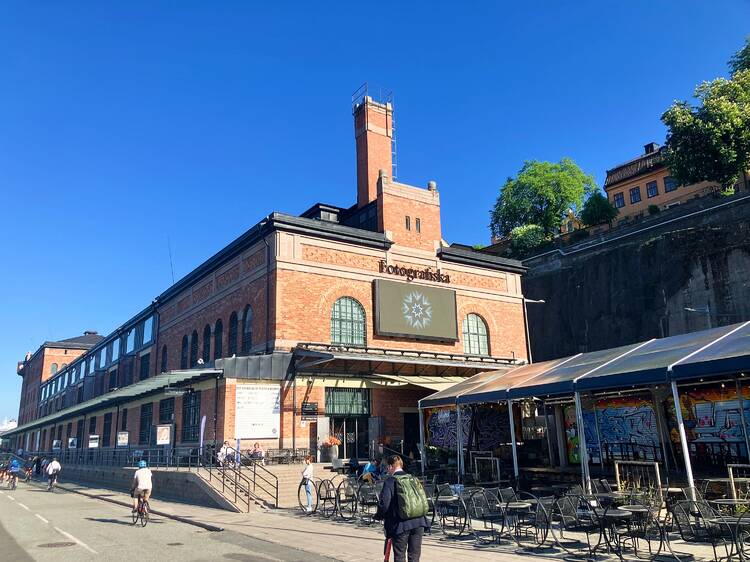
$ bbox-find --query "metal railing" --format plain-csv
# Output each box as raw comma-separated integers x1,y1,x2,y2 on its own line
219,444,279,508
601,441,663,464
21,445,278,511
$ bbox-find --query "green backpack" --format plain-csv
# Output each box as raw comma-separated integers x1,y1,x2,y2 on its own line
393,473,429,520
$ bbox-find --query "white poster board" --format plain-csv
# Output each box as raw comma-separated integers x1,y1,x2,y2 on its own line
235,384,280,439
155,424,171,446
117,431,129,447
88,435,100,449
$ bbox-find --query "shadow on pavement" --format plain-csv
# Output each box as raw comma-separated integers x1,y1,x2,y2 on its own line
85,517,163,526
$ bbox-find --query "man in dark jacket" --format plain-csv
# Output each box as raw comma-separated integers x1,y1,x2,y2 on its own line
374,455,429,562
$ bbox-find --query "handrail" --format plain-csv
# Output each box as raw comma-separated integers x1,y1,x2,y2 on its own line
220,444,279,508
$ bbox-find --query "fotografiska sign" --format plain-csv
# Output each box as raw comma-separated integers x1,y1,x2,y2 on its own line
378,260,450,284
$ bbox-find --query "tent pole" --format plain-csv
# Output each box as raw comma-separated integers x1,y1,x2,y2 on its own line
418,405,426,478
456,406,462,483
651,389,671,484
574,391,592,494
508,398,519,479
670,381,696,495
736,379,750,463
542,399,554,466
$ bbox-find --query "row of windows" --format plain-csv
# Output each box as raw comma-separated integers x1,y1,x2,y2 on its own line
329,296,490,355
612,176,678,209
41,316,154,401
36,393,202,451
167,305,254,373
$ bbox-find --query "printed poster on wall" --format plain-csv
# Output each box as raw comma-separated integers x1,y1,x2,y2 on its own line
155,424,172,446
117,431,130,447
67,437,78,449
88,435,100,449
235,384,281,439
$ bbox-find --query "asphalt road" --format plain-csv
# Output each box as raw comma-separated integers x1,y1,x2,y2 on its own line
0,480,337,562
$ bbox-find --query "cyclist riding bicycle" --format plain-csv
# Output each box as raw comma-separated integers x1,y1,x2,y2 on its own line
46,457,62,490
8,458,21,488
131,460,153,513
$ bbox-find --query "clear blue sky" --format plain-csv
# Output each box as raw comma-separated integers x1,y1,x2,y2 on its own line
1,2,747,421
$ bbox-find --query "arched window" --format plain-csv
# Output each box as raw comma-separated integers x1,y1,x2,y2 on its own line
50,363,58,375
463,313,489,356
161,345,168,373
241,305,253,354
228,312,238,356
190,330,199,367
202,325,211,363
61,363,68,370
331,297,366,346
180,335,189,369
214,319,223,360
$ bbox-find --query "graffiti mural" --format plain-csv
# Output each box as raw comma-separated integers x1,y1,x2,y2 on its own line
666,384,750,462
473,403,509,451
425,407,472,451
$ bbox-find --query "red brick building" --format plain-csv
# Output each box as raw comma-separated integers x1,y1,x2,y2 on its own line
6,92,528,461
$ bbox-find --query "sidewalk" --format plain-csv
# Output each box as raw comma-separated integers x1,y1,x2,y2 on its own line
59,482,541,562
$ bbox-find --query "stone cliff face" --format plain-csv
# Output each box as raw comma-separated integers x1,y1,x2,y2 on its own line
523,196,750,361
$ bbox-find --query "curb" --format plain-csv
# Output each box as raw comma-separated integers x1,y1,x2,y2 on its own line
30,479,224,532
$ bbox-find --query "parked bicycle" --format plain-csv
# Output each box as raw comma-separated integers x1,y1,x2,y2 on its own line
132,495,150,527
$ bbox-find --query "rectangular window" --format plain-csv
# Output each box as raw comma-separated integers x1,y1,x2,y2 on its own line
139,403,153,445
76,385,83,404
139,353,150,381
324,388,371,415
97,349,105,369
112,339,120,362
629,186,642,204
121,408,128,431
89,416,96,435
66,422,72,443
664,176,678,192
102,413,112,448
647,181,659,198
126,329,135,353
613,192,625,208
142,316,153,345
108,370,118,391
181,391,201,442
415,217,421,233
405,216,411,230
159,398,175,424
124,362,133,386
76,420,84,444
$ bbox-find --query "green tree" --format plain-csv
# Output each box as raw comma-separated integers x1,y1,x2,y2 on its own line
580,191,619,226
510,224,547,258
729,37,750,75
489,158,596,238
662,69,750,192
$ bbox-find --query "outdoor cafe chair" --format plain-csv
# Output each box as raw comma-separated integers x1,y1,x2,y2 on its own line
506,491,554,551
356,479,382,525
434,483,470,538
548,494,603,559
611,499,665,560
466,488,505,545
672,499,735,562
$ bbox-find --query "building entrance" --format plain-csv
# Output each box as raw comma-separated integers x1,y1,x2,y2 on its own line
331,416,369,460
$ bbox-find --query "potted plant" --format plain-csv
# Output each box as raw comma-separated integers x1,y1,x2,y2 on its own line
319,435,342,462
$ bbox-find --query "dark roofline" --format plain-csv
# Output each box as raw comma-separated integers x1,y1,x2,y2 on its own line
604,146,667,188
439,245,526,274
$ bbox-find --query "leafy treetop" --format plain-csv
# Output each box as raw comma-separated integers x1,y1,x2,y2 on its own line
490,158,596,238
580,191,619,227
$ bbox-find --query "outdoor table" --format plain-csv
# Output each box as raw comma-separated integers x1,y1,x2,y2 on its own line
711,498,750,515
435,495,467,537
595,492,629,507
595,508,634,561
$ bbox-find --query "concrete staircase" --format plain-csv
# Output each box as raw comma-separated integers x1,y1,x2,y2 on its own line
254,463,344,508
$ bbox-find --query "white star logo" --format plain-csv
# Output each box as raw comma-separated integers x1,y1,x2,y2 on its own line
402,291,433,330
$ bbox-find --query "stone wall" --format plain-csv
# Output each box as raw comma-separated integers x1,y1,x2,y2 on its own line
524,194,750,361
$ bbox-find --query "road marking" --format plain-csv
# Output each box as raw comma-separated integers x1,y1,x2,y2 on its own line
54,527,98,555
35,513,49,524
18,502,30,511
7,495,15,501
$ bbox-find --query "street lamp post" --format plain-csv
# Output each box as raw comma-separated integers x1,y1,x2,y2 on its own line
522,298,546,364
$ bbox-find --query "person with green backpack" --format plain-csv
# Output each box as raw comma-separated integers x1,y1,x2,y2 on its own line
374,454,429,562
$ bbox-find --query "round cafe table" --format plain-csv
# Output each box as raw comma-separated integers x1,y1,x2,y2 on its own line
711,498,750,515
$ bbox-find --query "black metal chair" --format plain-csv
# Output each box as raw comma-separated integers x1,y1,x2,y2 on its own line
317,478,338,518
466,488,505,544
336,477,358,521
435,483,469,538
356,480,382,525
672,499,734,562
549,494,603,559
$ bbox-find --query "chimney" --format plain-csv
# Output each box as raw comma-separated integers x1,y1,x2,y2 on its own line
353,95,393,208
644,142,660,155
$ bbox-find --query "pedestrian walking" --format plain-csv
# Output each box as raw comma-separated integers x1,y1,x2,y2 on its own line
374,455,429,562
301,455,314,512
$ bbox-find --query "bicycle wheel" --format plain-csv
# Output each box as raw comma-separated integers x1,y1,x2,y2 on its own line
141,502,150,527
131,507,139,525
298,480,318,514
